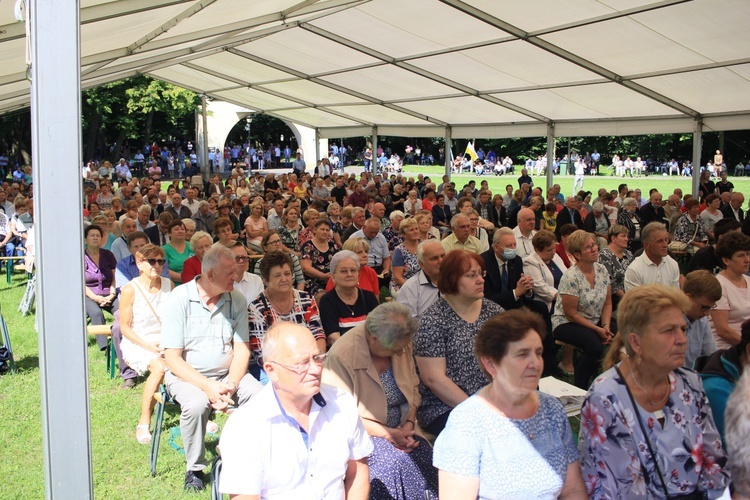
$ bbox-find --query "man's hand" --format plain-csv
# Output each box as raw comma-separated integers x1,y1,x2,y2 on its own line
205,380,233,411
514,273,533,297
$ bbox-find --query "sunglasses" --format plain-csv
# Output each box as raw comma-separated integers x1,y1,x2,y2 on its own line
145,258,166,266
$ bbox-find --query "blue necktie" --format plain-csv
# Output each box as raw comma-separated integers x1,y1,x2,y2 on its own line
501,263,508,291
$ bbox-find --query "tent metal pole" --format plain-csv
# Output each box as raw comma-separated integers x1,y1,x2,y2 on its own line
445,126,452,180
546,122,555,192
201,94,209,179
315,128,321,167
371,126,378,175
692,118,702,199
30,0,95,497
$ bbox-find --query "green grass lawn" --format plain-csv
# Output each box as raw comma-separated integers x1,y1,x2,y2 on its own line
398,165,750,199
0,273,223,499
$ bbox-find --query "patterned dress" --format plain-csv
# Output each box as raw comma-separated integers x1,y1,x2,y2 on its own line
414,298,504,429
277,224,301,252
552,263,610,330
390,243,420,293
598,247,633,299
579,367,728,499
367,367,438,499
300,239,340,295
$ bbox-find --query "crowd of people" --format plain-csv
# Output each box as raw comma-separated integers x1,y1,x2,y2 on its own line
3,146,744,498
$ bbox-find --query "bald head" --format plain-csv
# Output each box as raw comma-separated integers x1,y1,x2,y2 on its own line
517,208,536,235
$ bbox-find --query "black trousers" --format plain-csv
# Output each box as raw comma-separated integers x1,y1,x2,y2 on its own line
552,322,604,390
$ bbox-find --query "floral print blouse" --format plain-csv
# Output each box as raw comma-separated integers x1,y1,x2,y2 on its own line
579,366,728,499
551,263,610,330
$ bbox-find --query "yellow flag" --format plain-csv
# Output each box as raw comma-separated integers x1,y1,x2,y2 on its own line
465,141,478,162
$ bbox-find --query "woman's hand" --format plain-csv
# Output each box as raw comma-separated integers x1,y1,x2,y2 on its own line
384,427,415,452
598,326,613,345
147,341,162,355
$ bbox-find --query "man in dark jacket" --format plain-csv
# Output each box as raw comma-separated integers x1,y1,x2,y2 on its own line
555,196,584,238
639,191,667,226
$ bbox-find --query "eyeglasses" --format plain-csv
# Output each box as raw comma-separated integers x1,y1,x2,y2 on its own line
145,258,166,266
234,256,250,263
463,270,486,280
582,244,599,252
269,353,327,374
266,239,282,245
698,303,717,312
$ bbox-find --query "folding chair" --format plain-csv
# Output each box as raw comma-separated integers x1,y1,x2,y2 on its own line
150,384,173,476
0,303,17,374
86,324,116,379
211,456,223,500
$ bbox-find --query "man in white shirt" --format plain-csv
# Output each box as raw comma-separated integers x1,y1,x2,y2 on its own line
183,187,201,215
512,207,537,258
266,197,285,231
624,222,682,291
219,322,373,498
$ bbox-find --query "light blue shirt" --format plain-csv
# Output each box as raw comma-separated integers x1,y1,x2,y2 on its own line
350,229,389,268
161,279,249,378
685,314,716,369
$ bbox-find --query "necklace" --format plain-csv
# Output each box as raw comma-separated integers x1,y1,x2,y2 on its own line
340,290,359,316
630,362,670,408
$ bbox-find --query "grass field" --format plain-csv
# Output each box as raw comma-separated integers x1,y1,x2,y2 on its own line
397,165,750,199
0,273,224,499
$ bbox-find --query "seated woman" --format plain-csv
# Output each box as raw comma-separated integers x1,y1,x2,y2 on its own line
118,244,172,444
555,223,578,268
581,285,729,499
299,219,340,301
319,250,379,346
323,302,438,498
324,237,380,297
277,206,302,256
84,224,119,351
389,217,421,296
242,201,268,254
163,220,193,286
414,249,503,436
415,210,440,242
522,229,572,374
298,208,321,247
247,251,325,383
434,309,585,499
254,231,306,291
710,231,750,349
597,224,633,313
617,197,643,253
551,230,613,389
212,217,237,248
180,231,212,284
673,198,709,253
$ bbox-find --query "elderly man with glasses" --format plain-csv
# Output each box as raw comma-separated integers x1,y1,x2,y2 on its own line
219,321,373,498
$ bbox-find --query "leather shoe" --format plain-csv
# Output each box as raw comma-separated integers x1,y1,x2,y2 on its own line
184,470,205,491
121,378,136,389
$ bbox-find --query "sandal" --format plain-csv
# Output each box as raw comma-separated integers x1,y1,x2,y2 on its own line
558,362,575,377
206,420,219,434
136,424,152,444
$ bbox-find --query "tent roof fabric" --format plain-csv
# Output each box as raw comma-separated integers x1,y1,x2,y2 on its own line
3,0,750,137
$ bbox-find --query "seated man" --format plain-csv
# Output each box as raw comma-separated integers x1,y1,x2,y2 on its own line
682,270,721,369
397,240,444,319
441,214,483,254
624,222,682,291
219,322,373,498
162,246,262,491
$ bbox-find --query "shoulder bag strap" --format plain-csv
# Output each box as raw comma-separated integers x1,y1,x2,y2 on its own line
131,279,162,325
615,366,672,500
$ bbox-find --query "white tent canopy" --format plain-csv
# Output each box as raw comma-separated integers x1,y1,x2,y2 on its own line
3,0,750,138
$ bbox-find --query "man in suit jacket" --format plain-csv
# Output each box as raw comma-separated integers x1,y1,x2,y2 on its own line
474,189,498,228
722,192,745,225
482,227,535,311
145,212,173,246
639,191,667,226
555,196,584,238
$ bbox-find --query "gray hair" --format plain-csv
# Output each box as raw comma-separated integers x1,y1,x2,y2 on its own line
190,230,212,248
364,302,418,349
417,239,443,263
198,200,210,209
622,197,637,208
389,210,405,221
138,205,152,214
202,245,235,273
592,201,604,212
725,368,750,497
493,226,514,243
329,250,360,274
182,218,196,230
451,213,469,229
641,221,667,243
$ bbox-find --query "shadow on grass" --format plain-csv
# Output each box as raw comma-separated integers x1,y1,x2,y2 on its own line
13,354,39,373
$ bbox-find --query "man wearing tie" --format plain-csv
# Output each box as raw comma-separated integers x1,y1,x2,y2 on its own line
481,227,535,311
